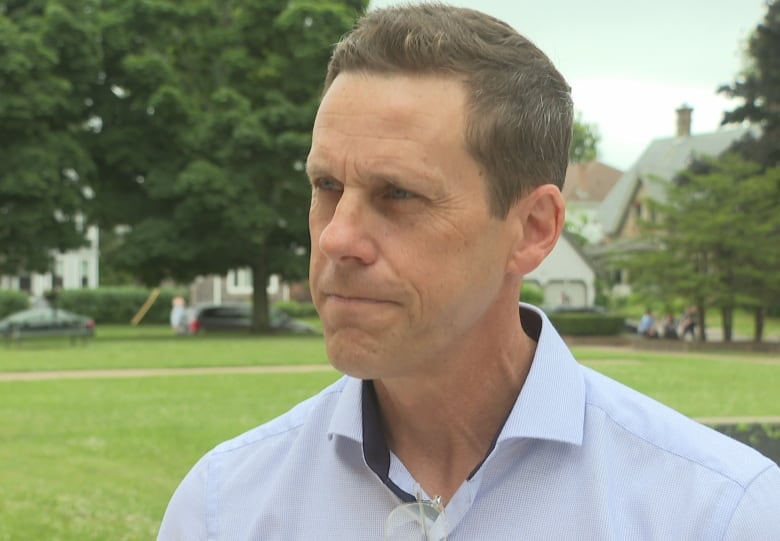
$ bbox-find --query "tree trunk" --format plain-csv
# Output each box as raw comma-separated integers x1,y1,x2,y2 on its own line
251,256,270,333
721,306,733,342
754,306,765,342
696,302,706,341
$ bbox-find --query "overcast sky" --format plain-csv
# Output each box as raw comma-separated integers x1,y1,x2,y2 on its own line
367,0,768,170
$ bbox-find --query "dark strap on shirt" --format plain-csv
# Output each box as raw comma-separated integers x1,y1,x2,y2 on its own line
360,305,542,502
362,380,416,503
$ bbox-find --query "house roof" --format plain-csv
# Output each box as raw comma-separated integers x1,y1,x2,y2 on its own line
560,229,596,272
562,161,623,203
598,125,760,236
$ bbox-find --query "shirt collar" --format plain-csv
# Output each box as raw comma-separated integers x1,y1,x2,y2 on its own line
499,303,585,447
328,374,364,443
327,377,416,502
327,303,586,449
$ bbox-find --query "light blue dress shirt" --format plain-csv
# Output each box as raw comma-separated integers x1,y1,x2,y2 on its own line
158,305,780,540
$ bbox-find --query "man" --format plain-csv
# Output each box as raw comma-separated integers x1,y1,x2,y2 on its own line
158,4,780,539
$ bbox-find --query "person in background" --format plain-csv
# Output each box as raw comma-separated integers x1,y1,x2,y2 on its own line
158,4,780,539
680,305,698,340
662,311,679,339
637,308,659,338
169,296,187,335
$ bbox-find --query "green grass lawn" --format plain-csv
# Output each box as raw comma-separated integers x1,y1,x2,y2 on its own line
0,329,778,540
575,347,780,418
0,371,342,541
0,325,329,372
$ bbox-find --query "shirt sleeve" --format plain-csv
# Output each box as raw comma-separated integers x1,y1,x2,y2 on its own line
722,463,780,540
157,457,210,541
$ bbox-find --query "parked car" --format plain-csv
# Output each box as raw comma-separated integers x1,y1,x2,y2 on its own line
187,303,319,335
0,307,95,343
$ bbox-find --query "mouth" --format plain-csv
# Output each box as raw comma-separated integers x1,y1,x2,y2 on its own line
325,293,394,305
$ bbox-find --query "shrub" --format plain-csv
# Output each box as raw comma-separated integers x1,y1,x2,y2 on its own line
57,287,188,324
520,283,544,306
548,313,626,336
274,300,319,318
0,290,30,319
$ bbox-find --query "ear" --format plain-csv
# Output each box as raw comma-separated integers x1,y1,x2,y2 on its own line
505,184,565,276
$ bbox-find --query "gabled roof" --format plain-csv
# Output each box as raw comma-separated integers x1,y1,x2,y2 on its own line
562,161,623,203
598,125,760,236
560,229,596,272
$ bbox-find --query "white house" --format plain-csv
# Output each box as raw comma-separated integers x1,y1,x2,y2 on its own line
593,105,759,296
525,231,597,307
188,270,292,305
0,224,100,298
562,160,622,244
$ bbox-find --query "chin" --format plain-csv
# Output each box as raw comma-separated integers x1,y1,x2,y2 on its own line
324,330,387,380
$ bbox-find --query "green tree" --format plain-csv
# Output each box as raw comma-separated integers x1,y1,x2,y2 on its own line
619,154,780,341
719,0,780,165
87,0,366,331
569,111,600,163
0,2,100,275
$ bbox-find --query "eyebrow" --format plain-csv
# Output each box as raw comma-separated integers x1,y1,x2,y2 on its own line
304,158,330,180
305,155,445,196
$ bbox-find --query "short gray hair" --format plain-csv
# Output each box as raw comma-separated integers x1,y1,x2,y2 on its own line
324,2,573,218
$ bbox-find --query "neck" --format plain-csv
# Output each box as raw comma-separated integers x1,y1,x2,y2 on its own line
373,307,537,503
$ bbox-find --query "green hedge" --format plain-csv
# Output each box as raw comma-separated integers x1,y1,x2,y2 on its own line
274,300,319,318
0,290,31,319
520,283,544,305
56,287,188,324
548,313,626,336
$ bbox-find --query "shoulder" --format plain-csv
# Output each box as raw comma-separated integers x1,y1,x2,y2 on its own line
210,375,349,458
158,376,353,538
581,365,774,488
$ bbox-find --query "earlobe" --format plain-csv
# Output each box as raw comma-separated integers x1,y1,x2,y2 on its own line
505,185,565,276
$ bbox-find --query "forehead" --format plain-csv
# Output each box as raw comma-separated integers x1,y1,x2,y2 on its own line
307,73,470,173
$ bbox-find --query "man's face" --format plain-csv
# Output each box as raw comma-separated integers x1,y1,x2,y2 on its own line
307,73,517,379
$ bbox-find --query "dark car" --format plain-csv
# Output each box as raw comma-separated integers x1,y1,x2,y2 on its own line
187,303,319,335
0,307,95,343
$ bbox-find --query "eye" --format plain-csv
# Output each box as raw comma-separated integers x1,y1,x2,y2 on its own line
314,177,343,192
384,186,416,200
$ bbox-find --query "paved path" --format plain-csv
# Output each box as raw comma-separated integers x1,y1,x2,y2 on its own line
694,416,780,425
3,343,778,382
2,356,778,426
0,364,335,382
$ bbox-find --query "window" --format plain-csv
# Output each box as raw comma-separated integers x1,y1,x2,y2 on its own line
634,202,642,220
81,260,89,287
54,260,64,288
226,268,253,294
19,275,31,293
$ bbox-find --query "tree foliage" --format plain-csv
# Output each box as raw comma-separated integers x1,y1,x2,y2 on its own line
1,0,366,331
618,154,780,341
719,0,780,165
0,2,100,275
89,0,365,331
569,111,600,164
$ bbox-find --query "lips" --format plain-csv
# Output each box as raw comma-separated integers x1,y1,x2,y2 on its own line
324,292,394,305
314,272,403,307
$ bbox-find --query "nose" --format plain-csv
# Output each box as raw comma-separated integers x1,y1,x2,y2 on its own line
315,191,378,265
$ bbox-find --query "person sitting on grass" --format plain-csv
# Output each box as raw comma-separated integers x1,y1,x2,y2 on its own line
662,311,679,339
637,308,659,338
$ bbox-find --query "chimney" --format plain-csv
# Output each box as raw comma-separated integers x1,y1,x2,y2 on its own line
676,104,693,137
